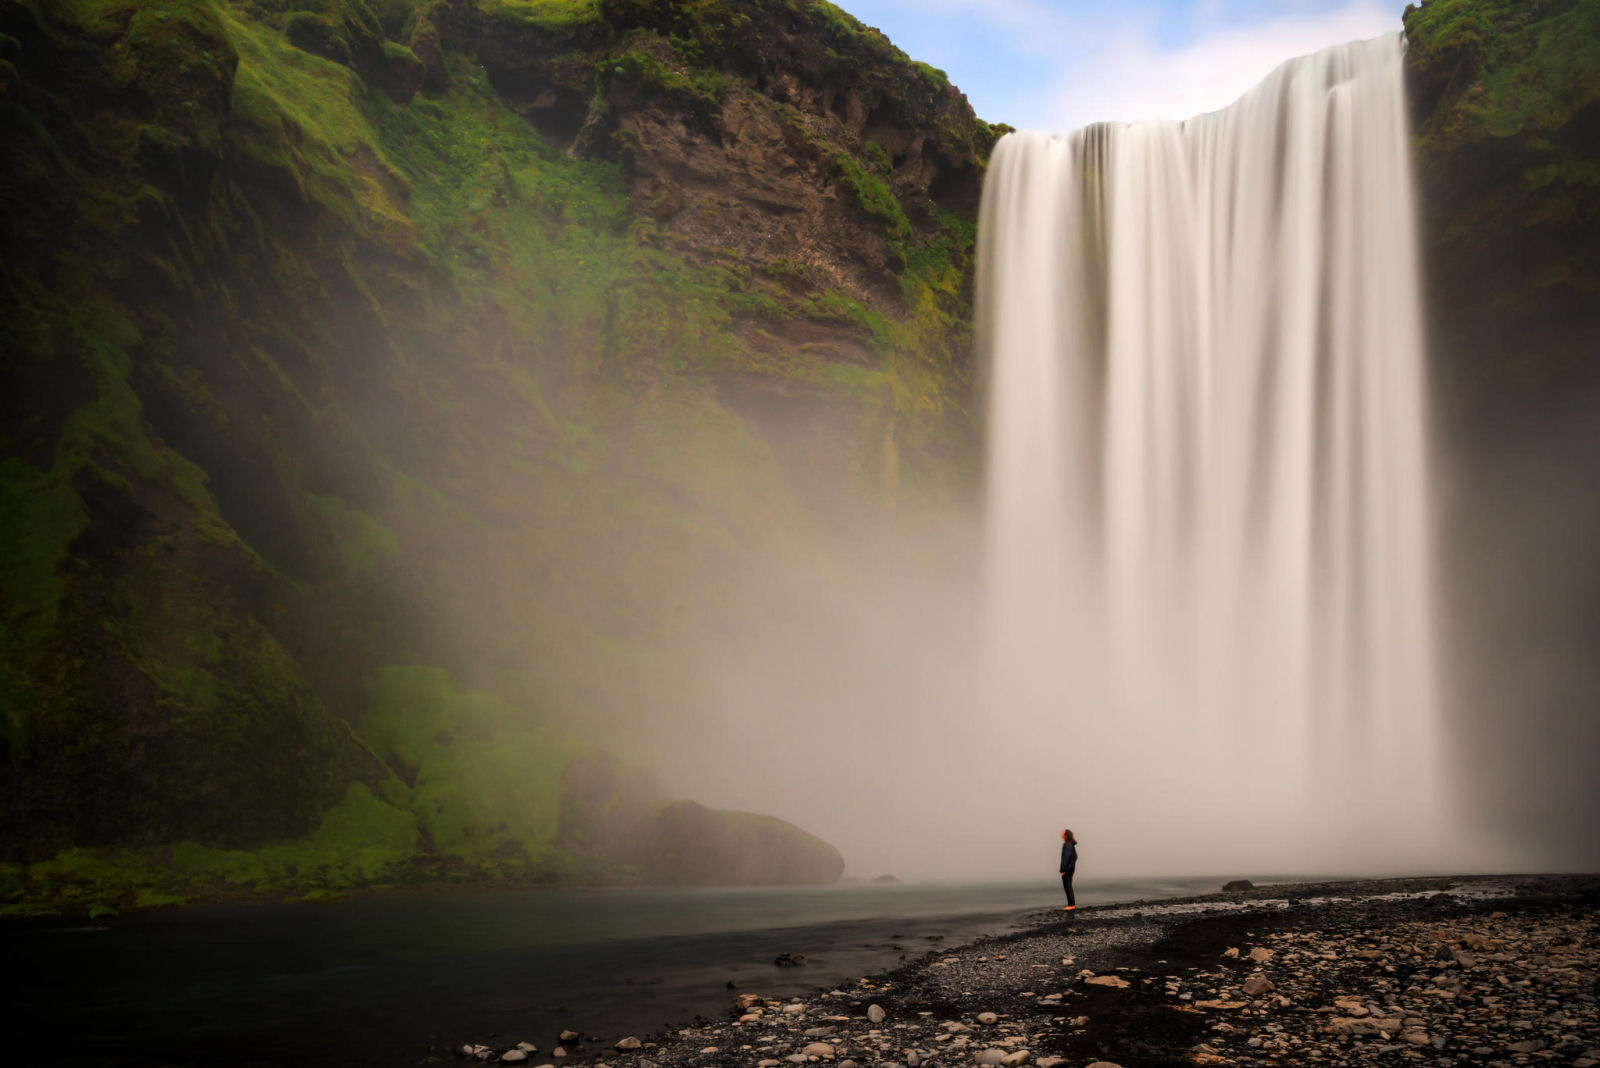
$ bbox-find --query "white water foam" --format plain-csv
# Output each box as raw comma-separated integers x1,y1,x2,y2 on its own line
978,34,1452,871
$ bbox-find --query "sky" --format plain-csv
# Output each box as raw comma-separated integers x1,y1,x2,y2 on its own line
832,0,1411,132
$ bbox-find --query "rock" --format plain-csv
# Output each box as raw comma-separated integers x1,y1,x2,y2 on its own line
645,800,846,886
736,994,765,1010
1001,1052,1030,1066
551,1047,567,1059
559,1031,580,1043
783,1003,807,1015
838,1061,856,1068
802,1042,835,1058
1401,1030,1432,1046
1223,947,1240,958
775,952,807,967
1084,976,1129,988
906,1052,921,1068
1086,1063,1125,1068
516,1043,537,1053
1248,947,1274,962
1223,880,1254,891
758,1061,782,1067
1326,1016,1404,1036
1242,976,1275,996
1195,1000,1248,1010
1036,1060,1065,1068
976,1012,998,1025
974,1050,1006,1066
867,1004,886,1023
804,1027,836,1038
613,1038,641,1051
502,1053,529,1065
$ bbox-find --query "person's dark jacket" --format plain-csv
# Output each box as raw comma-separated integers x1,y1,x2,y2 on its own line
1060,841,1077,874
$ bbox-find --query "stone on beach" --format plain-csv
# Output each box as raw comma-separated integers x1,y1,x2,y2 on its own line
557,876,1596,1068
501,1052,528,1064
613,1038,641,1051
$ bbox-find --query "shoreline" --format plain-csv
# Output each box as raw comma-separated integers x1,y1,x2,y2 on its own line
451,874,1600,1068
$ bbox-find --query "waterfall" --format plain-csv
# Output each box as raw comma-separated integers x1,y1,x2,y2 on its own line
978,34,1443,863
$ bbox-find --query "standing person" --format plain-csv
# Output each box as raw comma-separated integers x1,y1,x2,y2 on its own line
1059,829,1078,911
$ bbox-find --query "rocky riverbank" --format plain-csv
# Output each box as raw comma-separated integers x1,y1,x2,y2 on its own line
449,875,1599,1068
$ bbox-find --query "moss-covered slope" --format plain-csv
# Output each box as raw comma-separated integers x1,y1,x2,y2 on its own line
1403,0,1600,859
1405,0,1600,426
0,0,994,909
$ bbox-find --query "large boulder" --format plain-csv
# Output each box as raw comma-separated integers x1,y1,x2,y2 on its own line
642,800,844,885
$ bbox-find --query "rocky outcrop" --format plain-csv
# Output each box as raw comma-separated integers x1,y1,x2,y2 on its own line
443,0,995,311
1404,0,1600,432
1403,0,1600,861
642,800,845,885
1,0,937,902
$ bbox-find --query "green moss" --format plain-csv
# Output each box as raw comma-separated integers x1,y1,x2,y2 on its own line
603,48,729,119
361,667,583,875
7,782,420,912
911,60,948,90
478,0,603,32
307,493,402,575
830,150,911,242
222,7,411,240
1408,0,1600,143
170,781,421,890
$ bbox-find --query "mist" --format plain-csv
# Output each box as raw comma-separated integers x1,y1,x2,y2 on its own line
471,33,1594,885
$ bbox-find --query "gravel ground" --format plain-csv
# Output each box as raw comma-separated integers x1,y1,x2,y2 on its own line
450,875,1599,1068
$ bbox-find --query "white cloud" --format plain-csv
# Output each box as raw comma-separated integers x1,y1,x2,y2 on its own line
1041,2,1401,132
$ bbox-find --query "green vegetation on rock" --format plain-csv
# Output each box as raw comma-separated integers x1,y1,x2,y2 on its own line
0,0,996,910
1404,0,1600,418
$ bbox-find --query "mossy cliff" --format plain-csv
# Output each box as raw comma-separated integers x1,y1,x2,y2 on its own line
1403,0,1600,858
1404,0,1600,428
0,0,967,911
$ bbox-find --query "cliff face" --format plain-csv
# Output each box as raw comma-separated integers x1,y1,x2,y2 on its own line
1404,0,1600,430
1403,0,1600,860
0,0,994,909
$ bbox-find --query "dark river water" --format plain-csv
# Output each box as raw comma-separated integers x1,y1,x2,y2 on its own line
8,876,1224,1067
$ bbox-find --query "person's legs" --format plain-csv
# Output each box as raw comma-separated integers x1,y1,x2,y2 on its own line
1061,873,1075,909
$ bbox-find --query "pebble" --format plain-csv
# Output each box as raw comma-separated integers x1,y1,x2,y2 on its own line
612,1038,640,1051
501,1053,528,1065
532,877,1596,1068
